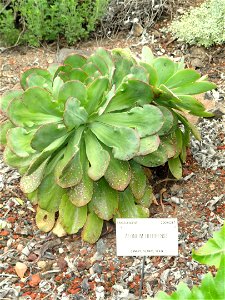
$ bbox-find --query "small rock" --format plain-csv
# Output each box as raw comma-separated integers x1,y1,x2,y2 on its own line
57,257,68,271
95,286,105,300
91,263,103,275
80,247,87,256
29,273,41,287
58,247,64,254
96,239,106,255
90,252,103,264
77,260,88,271
81,277,90,292
37,261,47,269
27,253,38,262
17,244,24,252
14,262,28,279
170,197,181,205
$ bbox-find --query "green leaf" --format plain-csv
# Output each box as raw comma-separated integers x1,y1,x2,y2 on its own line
176,95,214,117
37,172,65,212
168,156,183,179
164,69,201,89
55,128,83,188
0,90,23,113
129,160,147,200
85,77,109,114
20,157,50,193
84,131,110,180
58,80,87,106
97,104,163,138
137,135,160,156
130,65,149,83
140,62,158,86
36,207,55,232
64,53,87,68
20,68,52,90
160,135,177,159
104,152,131,191
88,54,109,75
63,97,88,130
90,122,140,160
8,87,62,127
59,194,87,234
112,54,133,88
31,123,68,152
95,48,114,79
82,62,101,77
68,158,93,207
82,212,103,244
7,127,35,157
105,79,153,112
67,68,88,82
172,81,217,95
175,112,201,141
192,224,225,268
0,120,14,145
141,46,154,64
157,106,175,136
119,188,149,218
152,57,176,86
134,144,168,167
91,178,119,220
26,73,52,91
155,282,192,299
174,128,183,158
136,185,153,208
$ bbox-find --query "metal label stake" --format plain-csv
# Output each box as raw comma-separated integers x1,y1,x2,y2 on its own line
138,256,146,299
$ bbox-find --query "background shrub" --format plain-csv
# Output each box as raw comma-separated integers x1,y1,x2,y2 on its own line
0,0,108,46
168,0,225,47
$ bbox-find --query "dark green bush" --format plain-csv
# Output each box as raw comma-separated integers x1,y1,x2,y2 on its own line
0,0,108,46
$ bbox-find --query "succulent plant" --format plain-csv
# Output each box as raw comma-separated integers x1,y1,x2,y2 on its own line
0,47,216,242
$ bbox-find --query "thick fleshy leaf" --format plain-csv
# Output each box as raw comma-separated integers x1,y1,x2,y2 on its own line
68,158,93,207
35,206,55,232
192,224,225,269
81,212,103,244
52,219,67,237
137,135,160,156
37,172,65,212
3,146,37,174
129,160,147,200
164,69,201,89
58,80,87,106
31,123,68,152
157,106,174,136
20,68,52,90
172,81,217,95
130,65,149,83
8,88,62,127
118,188,149,218
134,144,168,167
64,54,87,68
52,77,64,99
174,128,183,158
82,62,101,77
7,127,35,157
135,185,153,208
84,131,110,180
112,54,133,88
63,97,88,130
161,135,177,158
141,46,154,64
88,54,109,75
59,194,87,234
97,105,163,138
95,48,114,79
0,120,14,145
105,79,153,112
55,128,83,188
168,156,183,179
90,122,140,160
67,68,88,82
152,57,176,86
26,73,52,91
140,62,158,86
175,112,201,141
20,157,50,193
104,153,131,191
91,178,119,220
85,77,109,114
0,90,23,113
176,95,214,117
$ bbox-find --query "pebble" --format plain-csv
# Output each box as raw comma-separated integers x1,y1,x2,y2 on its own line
95,286,105,300
90,252,103,264
58,247,64,254
91,263,103,275
81,278,90,292
37,261,47,269
96,239,106,255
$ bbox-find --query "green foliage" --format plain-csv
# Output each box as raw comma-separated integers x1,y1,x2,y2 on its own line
0,47,216,243
168,0,225,47
148,224,225,299
0,0,108,46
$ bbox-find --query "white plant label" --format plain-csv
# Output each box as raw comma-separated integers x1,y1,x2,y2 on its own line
116,218,178,256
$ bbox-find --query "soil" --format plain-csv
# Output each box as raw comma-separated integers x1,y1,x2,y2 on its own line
0,4,224,300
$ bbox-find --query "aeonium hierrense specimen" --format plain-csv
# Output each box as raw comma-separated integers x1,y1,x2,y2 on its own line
0,47,216,243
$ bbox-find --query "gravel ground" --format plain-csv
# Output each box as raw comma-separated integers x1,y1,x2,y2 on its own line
0,17,225,300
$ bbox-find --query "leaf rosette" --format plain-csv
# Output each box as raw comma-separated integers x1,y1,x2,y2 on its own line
0,47,216,242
